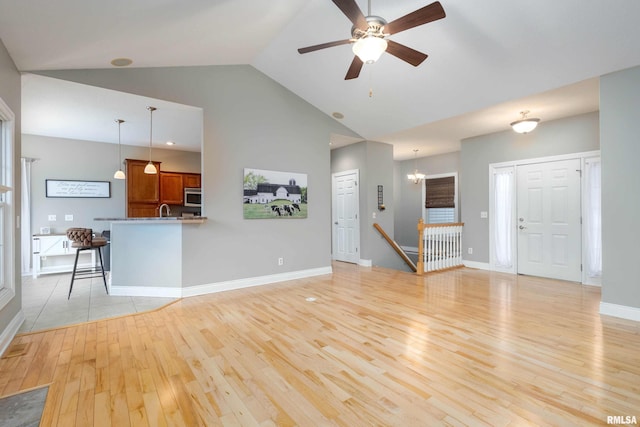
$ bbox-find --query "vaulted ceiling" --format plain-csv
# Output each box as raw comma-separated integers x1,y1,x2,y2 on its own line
2,0,639,159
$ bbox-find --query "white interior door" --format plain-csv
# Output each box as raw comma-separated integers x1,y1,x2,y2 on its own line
517,159,582,281
332,170,359,263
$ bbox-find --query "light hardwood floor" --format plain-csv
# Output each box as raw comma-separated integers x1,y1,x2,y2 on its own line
1,263,639,426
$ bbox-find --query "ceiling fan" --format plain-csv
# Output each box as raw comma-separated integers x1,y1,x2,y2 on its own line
297,0,446,80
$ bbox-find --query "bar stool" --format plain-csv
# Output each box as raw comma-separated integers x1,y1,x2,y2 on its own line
66,228,108,299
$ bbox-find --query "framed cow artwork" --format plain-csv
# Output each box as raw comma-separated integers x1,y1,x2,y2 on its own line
243,168,307,219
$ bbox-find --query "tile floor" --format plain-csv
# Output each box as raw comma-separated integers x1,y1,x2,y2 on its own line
19,273,178,333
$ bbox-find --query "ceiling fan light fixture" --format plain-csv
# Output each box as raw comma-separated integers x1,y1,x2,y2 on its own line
352,36,388,64
511,110,540,134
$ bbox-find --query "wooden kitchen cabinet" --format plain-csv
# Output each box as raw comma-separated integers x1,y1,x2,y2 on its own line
126,159,161,217
183,173,201,188
160,171,201,205
160,172,184,205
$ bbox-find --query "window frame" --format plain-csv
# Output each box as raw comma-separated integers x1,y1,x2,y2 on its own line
0,96,15,311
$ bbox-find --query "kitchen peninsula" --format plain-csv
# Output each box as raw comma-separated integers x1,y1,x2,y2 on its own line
95,216,206,297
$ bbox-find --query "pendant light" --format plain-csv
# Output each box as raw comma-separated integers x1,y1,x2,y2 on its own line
144,106,157,174
113,119,126,179
510,110,540,134
407,149,426,184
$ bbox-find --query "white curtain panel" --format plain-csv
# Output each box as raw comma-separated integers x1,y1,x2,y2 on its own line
20,158,31,275
493,168,514,269
584,158,602,278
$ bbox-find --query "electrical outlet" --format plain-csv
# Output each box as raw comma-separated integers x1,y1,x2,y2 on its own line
468,247,473,255
48,214,56,221
480,211,488,218
278,257,284,266
65,214,73,221
372,212,376,219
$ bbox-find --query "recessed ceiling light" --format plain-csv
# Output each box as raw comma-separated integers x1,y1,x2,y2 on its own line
166,141,175,146
110,58,133,67
332,112,344,119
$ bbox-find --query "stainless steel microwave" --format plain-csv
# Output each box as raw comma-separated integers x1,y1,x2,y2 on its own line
184,188,201,207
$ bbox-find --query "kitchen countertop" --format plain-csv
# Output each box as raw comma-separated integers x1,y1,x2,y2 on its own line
94,217,207,223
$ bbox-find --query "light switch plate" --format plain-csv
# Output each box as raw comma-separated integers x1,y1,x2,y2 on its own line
65,214,73,221
48,214,56,221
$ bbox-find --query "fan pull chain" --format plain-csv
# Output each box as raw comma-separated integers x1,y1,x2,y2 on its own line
369,66,374,98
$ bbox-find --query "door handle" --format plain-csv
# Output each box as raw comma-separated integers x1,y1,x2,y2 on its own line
519,225,527,230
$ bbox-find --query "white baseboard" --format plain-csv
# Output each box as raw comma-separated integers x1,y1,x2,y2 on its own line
463,260,492,271
358,259,372,267
183,266,333,298
599,302,640,322
0,309,25,356
109,285,182,298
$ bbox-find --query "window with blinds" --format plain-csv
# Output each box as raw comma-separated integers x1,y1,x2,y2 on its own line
427,207,455,224
425,175,456,224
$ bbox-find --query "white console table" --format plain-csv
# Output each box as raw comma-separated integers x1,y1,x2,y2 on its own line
32,234,96,278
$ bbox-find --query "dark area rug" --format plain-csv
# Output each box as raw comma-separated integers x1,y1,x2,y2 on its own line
0,386,48,427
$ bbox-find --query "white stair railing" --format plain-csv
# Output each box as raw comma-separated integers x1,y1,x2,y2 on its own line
417,220,464,274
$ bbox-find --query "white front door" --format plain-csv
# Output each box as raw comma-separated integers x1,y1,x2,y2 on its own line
332,170,359,263
517,159,582,281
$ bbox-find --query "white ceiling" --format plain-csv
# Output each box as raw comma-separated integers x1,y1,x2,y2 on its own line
2,0,639,160
22,74,203,151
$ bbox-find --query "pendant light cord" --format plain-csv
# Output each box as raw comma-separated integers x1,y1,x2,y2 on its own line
149,108,153,159
147,106,156,162
118,121,122,165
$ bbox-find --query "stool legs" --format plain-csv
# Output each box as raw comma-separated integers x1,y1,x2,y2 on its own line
68,249,81,299
68,246,109,299
96,247,108,294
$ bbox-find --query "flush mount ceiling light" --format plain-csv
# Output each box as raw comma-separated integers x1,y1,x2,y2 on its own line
407,149,426,184
110,57,133,67
113,119,126,180
511,110,540,134
144,106,157,174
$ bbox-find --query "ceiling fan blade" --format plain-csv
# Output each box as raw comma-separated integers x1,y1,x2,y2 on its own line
385,1,446,35
298,39,352,54
386,40,428,66
345,56,364,80
332,0,368,31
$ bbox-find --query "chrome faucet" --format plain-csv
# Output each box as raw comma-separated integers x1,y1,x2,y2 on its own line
159,203,171,218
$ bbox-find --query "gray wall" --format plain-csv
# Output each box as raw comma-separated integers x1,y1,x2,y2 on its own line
331,140,409,271
22,134,201,235
36,65,360,286
394,151,461,247
0,39,21,335
460,111,600,263
600,65,640,309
